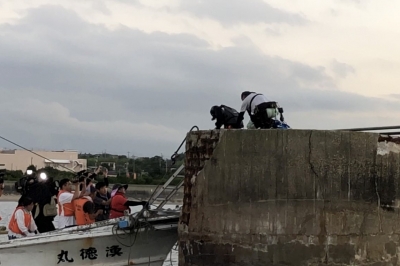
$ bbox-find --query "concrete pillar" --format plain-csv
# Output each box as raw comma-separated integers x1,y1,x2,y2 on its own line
179,129,400,265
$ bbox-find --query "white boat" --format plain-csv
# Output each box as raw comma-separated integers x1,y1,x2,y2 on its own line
0,211,179,266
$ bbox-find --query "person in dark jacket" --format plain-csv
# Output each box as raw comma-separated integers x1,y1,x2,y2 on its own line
93,182,111,221
210,105,244,129
21,176,58,233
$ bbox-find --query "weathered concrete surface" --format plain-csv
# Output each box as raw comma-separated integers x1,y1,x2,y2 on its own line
178,129,400,266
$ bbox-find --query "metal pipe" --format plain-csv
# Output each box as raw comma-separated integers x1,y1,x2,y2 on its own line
379,131,400,135
336,125,400,132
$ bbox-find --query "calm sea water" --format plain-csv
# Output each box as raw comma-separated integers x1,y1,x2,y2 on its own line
0,201,178,266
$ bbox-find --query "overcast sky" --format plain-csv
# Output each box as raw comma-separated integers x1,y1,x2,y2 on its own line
1,0,400,157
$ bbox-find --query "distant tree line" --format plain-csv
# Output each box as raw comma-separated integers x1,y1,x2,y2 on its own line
2,153,185,186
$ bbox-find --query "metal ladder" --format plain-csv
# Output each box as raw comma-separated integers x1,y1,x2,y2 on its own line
147,164,185,209
146,126,199,210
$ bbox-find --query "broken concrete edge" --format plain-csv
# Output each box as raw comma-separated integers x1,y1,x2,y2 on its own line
179,129,224,228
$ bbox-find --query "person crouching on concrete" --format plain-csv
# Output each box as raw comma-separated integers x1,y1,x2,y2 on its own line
8,196,39,239
210,105,244,129
74,185,103,226
109,184,148,219
236,91,284,129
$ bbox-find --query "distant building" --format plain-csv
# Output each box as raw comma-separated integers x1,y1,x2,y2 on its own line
100,162,116,171
0,149,87,172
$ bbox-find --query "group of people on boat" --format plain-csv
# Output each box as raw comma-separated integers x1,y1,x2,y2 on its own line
210,91,290,130
4,168,148,240
57,175,146,229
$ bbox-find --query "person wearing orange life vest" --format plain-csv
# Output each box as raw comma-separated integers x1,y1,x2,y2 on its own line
57,178,86,229
8,196,38,240
74,185,103,226
109,184,148,219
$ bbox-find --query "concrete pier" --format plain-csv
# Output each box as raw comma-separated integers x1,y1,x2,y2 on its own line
178,129,400,266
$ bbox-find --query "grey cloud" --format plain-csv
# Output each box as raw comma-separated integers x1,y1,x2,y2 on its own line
92,1,112,15
114,0,307,26
0,5,398,156
387,94,400,100
179,0,307,26
331,59,355,78
265,27,281,36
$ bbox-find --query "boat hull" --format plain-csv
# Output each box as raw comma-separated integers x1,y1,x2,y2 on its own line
0,223,177,266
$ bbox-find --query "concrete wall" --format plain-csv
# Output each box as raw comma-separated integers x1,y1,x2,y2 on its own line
179,129,400,266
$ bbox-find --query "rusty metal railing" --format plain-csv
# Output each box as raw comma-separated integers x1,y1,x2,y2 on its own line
336,125,400,135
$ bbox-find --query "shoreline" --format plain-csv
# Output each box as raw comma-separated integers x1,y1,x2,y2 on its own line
0,194,20,202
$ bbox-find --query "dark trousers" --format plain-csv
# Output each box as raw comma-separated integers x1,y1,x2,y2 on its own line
252,102,275,129
225,122,243,129
34,214,56,233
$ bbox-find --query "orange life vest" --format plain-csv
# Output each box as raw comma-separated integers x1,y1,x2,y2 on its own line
8,207,31,235
74,197,94,225
57,190,75,216
109,193,129,219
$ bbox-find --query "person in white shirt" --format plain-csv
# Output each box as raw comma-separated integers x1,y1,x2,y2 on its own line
8,197,38,239
236,91,283,129
57,178,86,228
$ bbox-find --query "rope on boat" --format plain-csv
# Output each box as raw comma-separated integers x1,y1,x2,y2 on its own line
110,212,152,265
113,125,199,265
